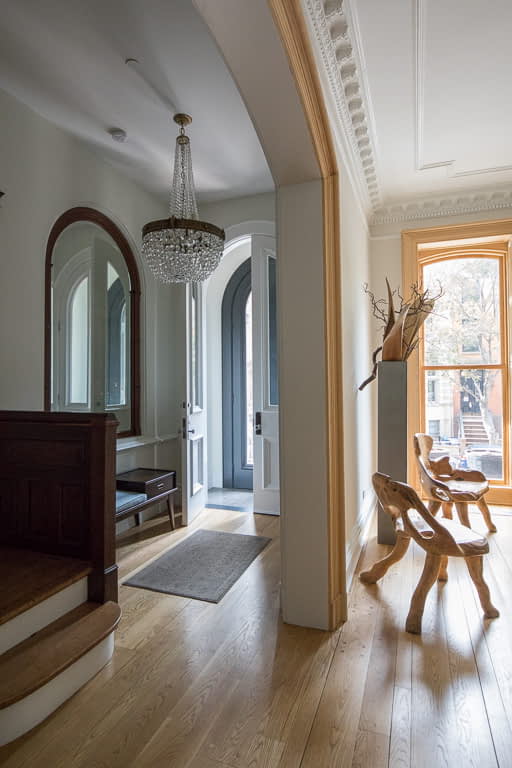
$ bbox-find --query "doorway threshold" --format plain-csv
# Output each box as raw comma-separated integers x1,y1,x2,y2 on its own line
206,488,253,513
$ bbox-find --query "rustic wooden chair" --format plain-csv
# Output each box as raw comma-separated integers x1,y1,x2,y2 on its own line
360,472,499,634
414,433,496,533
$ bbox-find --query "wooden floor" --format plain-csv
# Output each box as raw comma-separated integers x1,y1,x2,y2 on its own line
1,505,512,767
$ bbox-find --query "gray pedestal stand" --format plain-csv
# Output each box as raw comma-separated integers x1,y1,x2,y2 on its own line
377,361,408,544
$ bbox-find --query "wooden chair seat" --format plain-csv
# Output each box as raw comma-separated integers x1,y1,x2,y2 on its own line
361,472,499,634
442,478,488,498
400,513,488,556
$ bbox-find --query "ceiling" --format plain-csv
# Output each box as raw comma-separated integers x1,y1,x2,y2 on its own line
305,0,512,222
0,0,274,204
353,0,512,206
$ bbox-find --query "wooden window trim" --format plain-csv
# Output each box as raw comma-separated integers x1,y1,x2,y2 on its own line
402,219,512,504
44,207,141,438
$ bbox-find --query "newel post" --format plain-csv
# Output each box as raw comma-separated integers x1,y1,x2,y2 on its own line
88,413,118,603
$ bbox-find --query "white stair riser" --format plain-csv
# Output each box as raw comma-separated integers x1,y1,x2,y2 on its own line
0,578,88,655
0,632,114,746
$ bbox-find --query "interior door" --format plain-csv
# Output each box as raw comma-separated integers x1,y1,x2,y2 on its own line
181,281,208,524
252,235,280,515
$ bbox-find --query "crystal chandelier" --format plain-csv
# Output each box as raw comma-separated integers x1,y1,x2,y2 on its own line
142,114,225,283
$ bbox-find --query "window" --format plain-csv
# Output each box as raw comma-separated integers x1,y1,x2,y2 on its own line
46,208,140,436
428,419,440,437
427,373,437,404
421,254,506,482
68,275,90,407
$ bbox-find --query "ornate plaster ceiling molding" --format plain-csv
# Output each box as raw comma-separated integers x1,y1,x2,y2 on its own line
304,0,382,211
370,187,512,226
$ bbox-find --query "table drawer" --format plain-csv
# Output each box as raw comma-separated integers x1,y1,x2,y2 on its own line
146,472,176,498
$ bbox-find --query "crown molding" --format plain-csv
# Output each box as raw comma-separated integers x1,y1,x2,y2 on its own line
303,0,381,213
370,187,512,226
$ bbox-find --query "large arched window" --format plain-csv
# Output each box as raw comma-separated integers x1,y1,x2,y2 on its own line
45,207,141,436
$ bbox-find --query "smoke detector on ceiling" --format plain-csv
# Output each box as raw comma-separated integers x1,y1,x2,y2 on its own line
108,127,127,143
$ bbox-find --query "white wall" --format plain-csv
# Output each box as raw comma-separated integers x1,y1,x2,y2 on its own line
278,179,330,629
0,88,181,489
200,192,275,231
370,207,512,295
339,171,375,582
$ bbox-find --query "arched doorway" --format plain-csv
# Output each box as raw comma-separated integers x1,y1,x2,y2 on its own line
222,258,253,489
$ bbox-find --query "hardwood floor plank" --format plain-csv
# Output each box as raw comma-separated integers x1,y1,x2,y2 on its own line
441,557,498,767
299,536,385,768
130,566,283,765
388,686,411,768
69,543,281,767
451,555,510,768
358,554,402,737
2,508,511,768
351,729,388,768
198,622,332,767
276,628,340,768
410,545,460,768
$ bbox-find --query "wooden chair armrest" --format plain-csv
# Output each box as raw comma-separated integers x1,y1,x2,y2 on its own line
400,489,462,555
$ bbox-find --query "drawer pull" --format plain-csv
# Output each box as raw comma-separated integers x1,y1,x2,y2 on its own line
157,482,165,489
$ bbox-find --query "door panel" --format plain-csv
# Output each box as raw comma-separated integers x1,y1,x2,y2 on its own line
252,235,280,515
181,282,207,524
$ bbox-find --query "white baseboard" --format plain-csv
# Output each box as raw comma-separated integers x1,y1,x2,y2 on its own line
0,577,88,655
346,491,377,590
0,632,115,746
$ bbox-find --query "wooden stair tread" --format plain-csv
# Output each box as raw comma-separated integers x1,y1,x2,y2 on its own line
0,601,121,708
0,548,91,626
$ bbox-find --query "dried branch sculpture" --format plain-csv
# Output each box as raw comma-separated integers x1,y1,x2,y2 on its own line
359,279,441,391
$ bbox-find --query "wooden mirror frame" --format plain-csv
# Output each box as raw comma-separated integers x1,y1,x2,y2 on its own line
44,207,141,437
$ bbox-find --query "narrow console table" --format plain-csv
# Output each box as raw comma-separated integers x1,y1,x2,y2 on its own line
115,468,178,530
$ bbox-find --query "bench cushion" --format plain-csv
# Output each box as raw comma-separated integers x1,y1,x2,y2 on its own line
115,490,147,514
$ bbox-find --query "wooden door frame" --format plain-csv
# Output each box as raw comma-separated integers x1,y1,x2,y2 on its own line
402,219,512,504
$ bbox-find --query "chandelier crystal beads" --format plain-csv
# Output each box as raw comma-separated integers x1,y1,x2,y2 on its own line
142,114,225,283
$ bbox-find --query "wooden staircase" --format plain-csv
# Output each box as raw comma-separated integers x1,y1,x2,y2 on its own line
462,414,489,445
0,548,121,745
0,411,121,745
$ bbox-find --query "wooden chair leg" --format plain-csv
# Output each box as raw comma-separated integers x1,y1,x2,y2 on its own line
441,502,453,520
166,496,176,530
465,556,499,619
405,553,441,634
428,500,441,516
454,501,470,528
360,534,410,584
438,555,448,582
476,497,497,533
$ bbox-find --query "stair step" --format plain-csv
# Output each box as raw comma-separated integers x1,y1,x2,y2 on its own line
0,601,121,709
0,548,91,626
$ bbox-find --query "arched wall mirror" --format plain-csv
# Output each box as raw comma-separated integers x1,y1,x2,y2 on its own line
45,208,141,436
